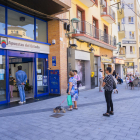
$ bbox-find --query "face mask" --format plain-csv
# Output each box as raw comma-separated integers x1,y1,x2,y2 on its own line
10,76,12,77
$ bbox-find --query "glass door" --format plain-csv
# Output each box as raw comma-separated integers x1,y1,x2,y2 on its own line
0,50,7,104
36,53,48,97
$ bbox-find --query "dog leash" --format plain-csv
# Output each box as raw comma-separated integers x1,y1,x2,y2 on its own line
59,96,67,106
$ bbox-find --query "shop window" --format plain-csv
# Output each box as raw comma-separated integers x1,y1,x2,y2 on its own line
0,6,5,34
8,9,34,40
0,55,6,102
36,19,47,43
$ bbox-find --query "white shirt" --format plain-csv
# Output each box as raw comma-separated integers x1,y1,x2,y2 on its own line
99,72,103,79
135,72,139,76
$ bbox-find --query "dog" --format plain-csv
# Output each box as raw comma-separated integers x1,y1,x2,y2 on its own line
53,106,66,113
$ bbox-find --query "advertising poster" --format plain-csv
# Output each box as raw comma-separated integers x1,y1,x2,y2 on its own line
75,60,85,88
0,74,4,80
37,75,42,81
52,56,56,66
43,76,47,86
37,81,42,86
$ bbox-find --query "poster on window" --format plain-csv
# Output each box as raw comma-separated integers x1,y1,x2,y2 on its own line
75,60,85,89
43,76,47,86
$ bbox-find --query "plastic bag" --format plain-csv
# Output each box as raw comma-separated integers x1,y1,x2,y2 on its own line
67,95,73,106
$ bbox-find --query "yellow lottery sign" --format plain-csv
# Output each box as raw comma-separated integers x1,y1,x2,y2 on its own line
91,72,94,77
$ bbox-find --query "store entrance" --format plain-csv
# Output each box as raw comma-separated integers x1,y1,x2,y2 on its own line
9,57,34,102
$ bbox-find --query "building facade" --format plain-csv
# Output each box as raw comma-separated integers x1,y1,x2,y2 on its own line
0,0,71,104
119,0,140,75
67,0,116,90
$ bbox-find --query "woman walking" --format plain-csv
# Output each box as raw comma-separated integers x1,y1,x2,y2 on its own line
67,71,78,111
102,67,114,117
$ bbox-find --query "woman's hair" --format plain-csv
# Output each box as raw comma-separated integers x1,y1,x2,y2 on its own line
73,70,77,73
113,70,116,76
106,67,112,73
69,71,74,77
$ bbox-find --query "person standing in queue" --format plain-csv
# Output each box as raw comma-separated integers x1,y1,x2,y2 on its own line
99,69,103,92
102,67,114,117
15,66,27,104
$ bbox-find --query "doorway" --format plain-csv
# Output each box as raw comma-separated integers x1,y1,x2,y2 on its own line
9,57,34,102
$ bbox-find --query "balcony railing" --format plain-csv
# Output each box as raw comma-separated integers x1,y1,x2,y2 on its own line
71,20,116,47
101,5,115,21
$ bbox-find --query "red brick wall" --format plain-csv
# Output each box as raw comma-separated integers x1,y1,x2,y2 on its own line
48,17,68,95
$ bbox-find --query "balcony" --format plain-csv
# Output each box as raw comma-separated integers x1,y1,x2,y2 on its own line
119,47,125,56
78,0,95,7
117,6,124,19
71,21,116,50
100,5,115,23
118,24,125,39
0,0,71,20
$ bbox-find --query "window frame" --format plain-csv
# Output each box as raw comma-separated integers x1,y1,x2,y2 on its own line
0,4,49,45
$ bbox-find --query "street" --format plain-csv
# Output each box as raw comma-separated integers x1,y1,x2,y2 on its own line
0,84,140,140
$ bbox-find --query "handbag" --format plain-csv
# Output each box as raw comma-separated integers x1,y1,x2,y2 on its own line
113,79,116,89
67,95,73,106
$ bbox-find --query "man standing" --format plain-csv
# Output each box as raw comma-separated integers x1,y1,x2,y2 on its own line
15,66,27,104
102,67,114,117
135,70,139,77
99,69,103,92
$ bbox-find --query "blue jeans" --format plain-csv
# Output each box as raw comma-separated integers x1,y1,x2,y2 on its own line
18,85,25,102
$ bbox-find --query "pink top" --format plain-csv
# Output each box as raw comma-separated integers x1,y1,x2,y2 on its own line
74,74,80,81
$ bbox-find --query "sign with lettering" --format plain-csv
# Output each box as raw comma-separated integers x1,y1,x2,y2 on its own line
0,37,50,54
122,40,136,44
114,58,124,64
101,57,112,63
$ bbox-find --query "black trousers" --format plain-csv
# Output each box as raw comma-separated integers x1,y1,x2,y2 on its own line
105,90,113,113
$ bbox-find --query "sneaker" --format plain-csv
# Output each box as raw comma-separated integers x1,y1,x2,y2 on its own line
103,113,110,117
24,100,26,103
19,101,23,104
99,90,103,92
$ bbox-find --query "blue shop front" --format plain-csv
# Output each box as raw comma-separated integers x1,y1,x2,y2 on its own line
0,4,52,105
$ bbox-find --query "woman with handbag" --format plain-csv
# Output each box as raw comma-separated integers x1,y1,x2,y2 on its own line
102,67,114,117
73,70,81,95
67,71,78,111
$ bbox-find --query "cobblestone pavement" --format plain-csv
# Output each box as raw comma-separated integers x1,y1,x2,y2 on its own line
0,84,140,140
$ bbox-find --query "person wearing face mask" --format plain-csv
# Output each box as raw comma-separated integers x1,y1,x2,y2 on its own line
9,74,15,98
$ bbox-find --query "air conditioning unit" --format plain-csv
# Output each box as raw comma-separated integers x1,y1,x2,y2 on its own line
100,0,106,7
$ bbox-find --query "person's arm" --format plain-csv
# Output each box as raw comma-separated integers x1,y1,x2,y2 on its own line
15,72,22,85
102,77,107,87
68,82,72,95
23,72,27,85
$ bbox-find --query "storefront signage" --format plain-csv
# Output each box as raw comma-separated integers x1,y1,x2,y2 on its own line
0,37,50,54
115,58,124,64
101,57,112,63
52,56,56,66
122,40,136,44
75,50,90,61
